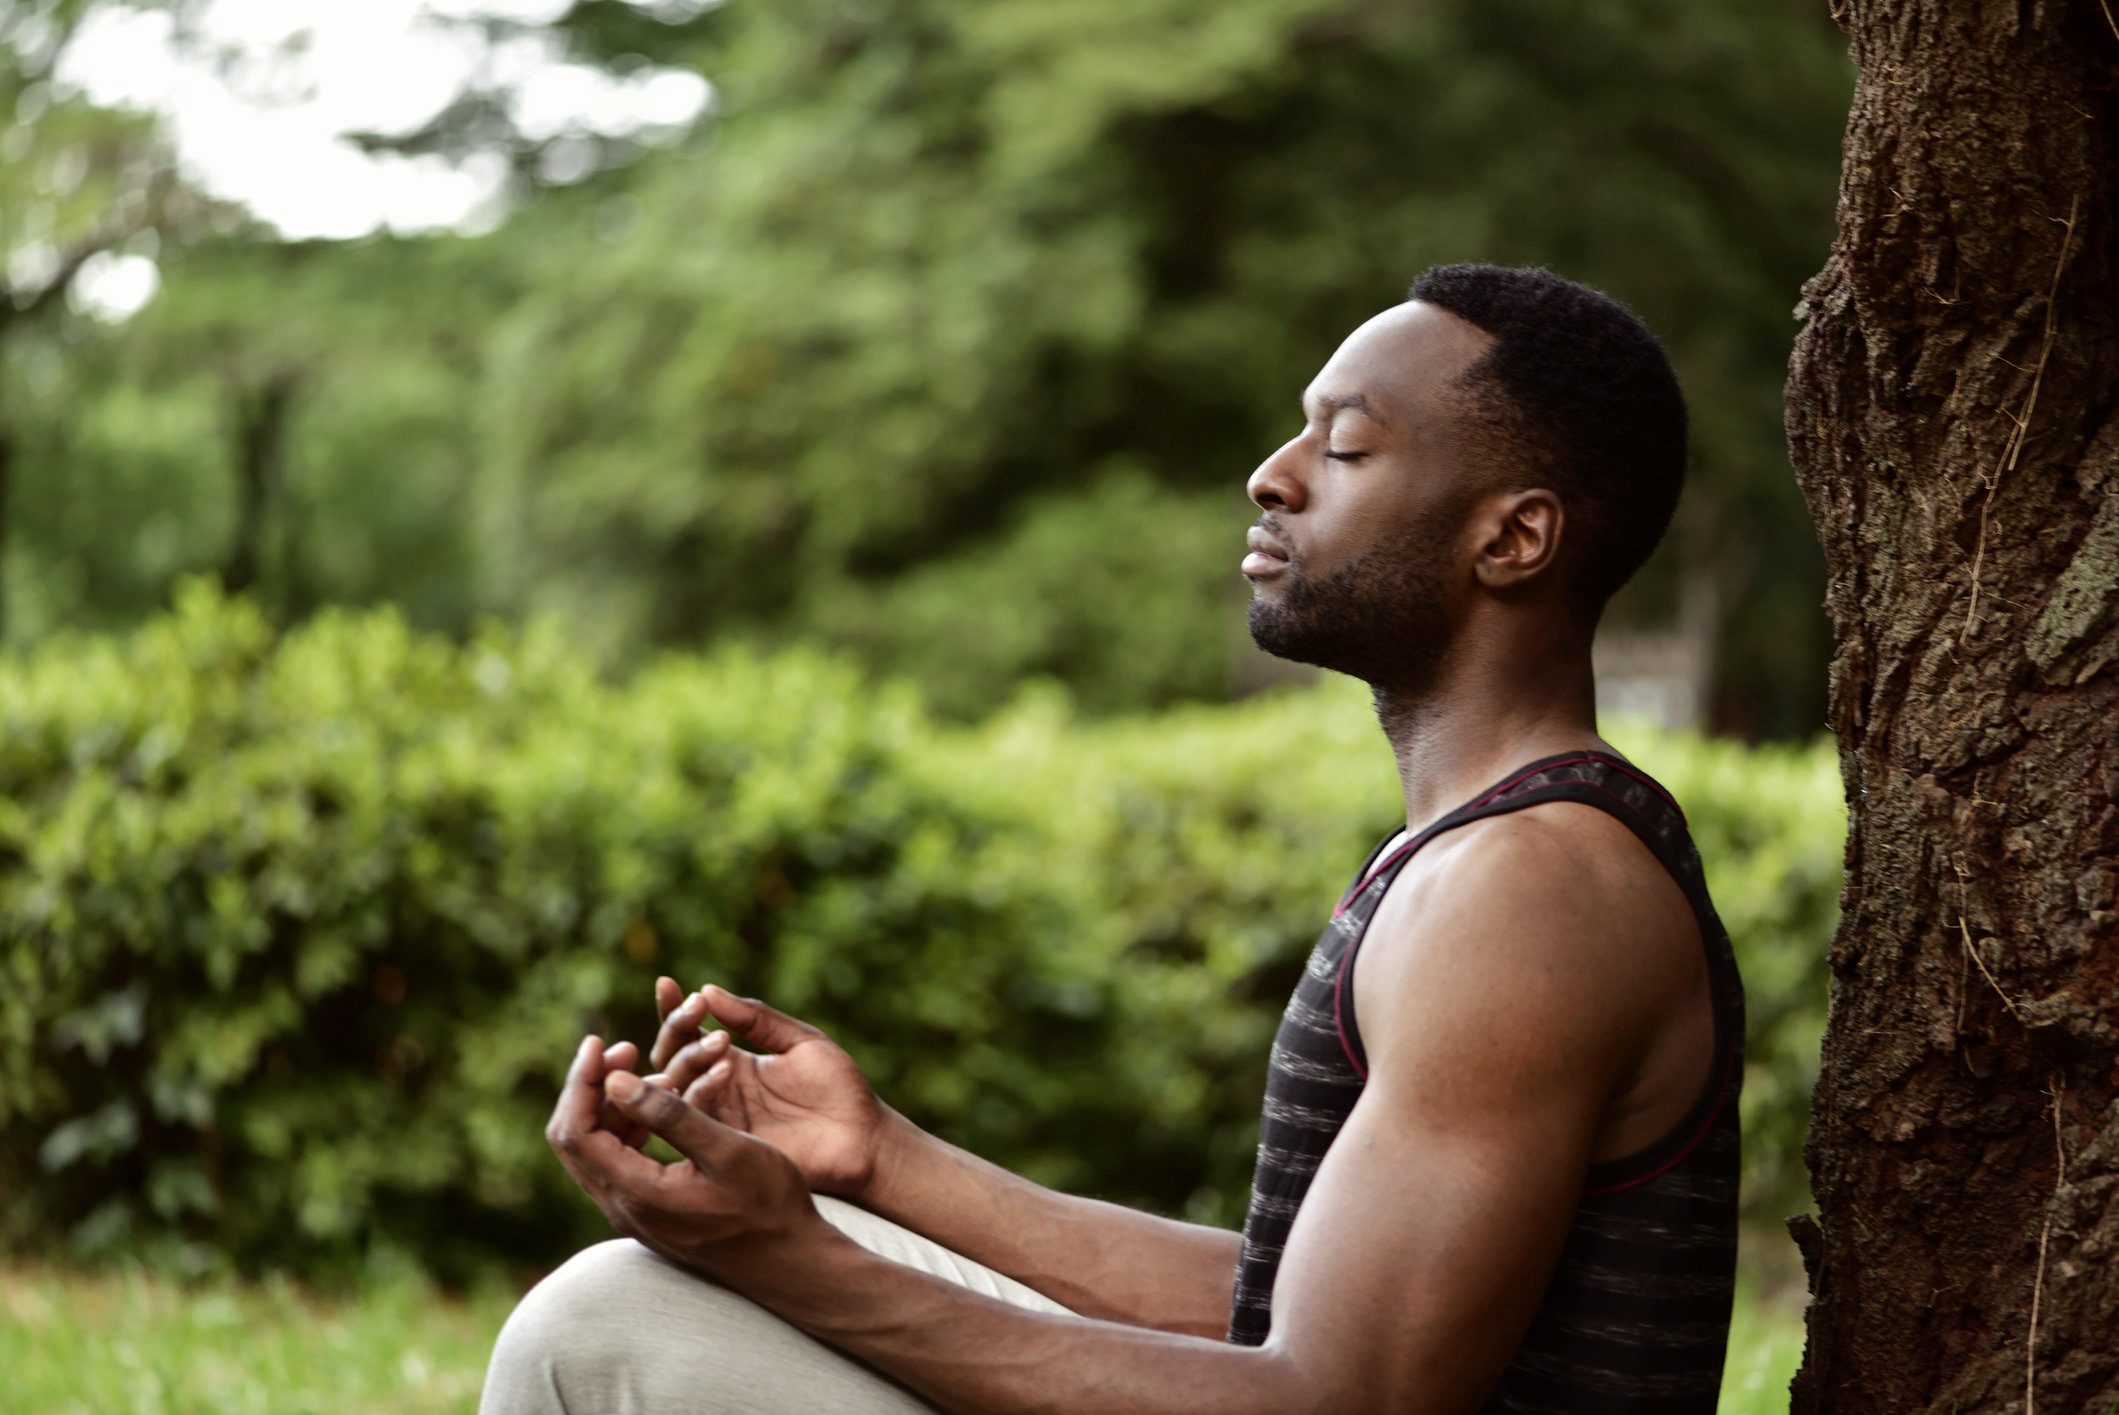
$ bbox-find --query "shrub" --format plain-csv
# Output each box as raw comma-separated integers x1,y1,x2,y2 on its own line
0,585,1841,1278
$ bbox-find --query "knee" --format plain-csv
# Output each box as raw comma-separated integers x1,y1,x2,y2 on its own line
480,1239,721,1414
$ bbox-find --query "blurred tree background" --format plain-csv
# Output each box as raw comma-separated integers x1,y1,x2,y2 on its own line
5,0,1851,734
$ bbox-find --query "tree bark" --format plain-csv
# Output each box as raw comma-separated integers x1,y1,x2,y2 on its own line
1786,3,2119,1411
223,376,293,599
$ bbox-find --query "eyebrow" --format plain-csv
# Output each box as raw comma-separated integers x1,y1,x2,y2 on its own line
1302,391,1390,428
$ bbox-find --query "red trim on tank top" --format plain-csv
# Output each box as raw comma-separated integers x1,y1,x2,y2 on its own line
1467,753,1602,807
1543,778,1658,836
1331,754,1604,919
1580,1042,1738,1196
1586,754,1689,824
1331,934,1369,1081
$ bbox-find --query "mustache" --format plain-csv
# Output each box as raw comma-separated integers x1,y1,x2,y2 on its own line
1254,514,1295,560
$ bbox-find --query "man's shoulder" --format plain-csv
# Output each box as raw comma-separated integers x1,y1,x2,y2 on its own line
1377,801,1680,952
1351,802,1694,1100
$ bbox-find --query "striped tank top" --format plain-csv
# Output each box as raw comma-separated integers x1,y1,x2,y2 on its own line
1224,750,1746,1412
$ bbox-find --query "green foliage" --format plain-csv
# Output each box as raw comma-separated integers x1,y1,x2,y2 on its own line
0,583,1117,1278
0,589,1842,1276
6,0,1852,734
789,466,1254,717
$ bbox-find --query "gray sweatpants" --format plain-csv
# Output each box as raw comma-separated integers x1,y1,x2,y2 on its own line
478,1194,1077,1413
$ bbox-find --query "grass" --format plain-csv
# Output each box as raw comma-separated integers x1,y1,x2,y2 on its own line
0,1255,1808,1413
1721,1264,1808,1415
0,1263,520,1415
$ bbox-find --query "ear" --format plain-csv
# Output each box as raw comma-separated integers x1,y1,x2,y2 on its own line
1470,488,1564,590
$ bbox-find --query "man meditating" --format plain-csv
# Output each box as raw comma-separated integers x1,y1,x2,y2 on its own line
481,263,1746,1413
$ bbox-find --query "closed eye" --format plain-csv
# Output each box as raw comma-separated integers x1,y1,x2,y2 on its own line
1325,450,1368,462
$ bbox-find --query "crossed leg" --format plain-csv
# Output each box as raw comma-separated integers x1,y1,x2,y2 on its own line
479,1194,1077,1414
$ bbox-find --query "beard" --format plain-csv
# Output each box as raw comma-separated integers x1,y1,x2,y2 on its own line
1245,516,1459,695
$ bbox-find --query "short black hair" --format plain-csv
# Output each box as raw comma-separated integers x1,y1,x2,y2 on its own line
1406,262,1687,619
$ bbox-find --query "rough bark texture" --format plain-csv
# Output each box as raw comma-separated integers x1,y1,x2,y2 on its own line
1786,3,2119,1411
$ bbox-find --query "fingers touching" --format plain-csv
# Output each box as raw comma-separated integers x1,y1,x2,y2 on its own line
637,979,810,1136
650,987,714,1071
552,1034,607,1138
655,1029,734,1090
638,982,749,1141
684,1058,744,1127
605,1068,740,1176
548,1037,657,1197
652,978,818,1067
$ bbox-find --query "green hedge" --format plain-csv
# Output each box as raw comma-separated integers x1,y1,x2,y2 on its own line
0,585,1842,1279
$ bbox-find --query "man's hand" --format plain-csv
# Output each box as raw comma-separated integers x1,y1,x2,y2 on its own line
546,1033,827,1283
635,977,1244,1338
641,977,894,1201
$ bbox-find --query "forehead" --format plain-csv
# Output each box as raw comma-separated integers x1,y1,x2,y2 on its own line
1301,300,1497,433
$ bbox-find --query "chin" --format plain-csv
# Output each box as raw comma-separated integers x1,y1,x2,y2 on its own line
1245,604,1322,668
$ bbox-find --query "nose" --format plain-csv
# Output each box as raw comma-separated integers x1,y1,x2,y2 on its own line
1247,432,1307,513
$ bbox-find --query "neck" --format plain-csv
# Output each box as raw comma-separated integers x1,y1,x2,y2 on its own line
1371,615,1606,835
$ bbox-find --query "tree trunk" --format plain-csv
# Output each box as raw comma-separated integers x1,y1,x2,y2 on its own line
1785,3,2119,1411
223,376,292,599
0,424,12,642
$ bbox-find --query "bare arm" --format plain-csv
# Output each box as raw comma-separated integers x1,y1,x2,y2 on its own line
645,979,1239,1336
575,814,1655,1413
865,1103,1242,1337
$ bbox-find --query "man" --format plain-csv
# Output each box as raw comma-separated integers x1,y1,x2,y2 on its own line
482,263,1746,1413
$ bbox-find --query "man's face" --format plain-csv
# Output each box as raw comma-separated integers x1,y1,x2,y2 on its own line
1242,300,1498,690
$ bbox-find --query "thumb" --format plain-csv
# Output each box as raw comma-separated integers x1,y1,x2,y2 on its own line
699,986,824,1055
606,1069,736,1173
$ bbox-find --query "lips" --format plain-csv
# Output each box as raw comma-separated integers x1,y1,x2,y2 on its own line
1242,526,1290,578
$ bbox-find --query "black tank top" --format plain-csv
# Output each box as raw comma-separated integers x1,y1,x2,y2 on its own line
1225,750,1746,1412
